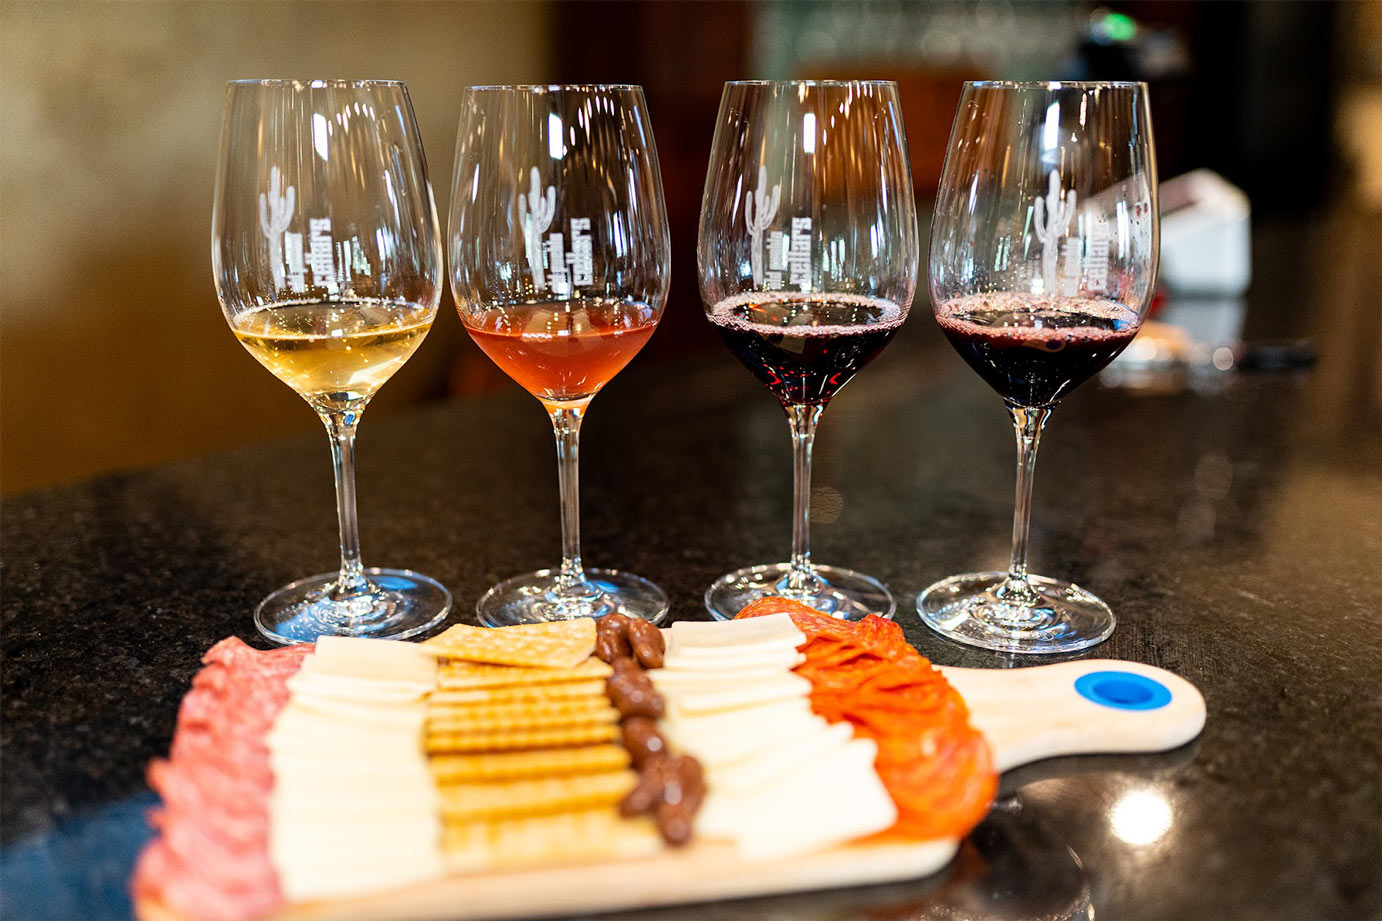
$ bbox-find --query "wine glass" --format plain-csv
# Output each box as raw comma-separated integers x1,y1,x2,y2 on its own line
919,81,1159,653
449,85,670,627
213,79,451,644
698,80,919,621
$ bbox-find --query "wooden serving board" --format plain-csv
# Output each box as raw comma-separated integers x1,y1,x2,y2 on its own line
140,658,1204,921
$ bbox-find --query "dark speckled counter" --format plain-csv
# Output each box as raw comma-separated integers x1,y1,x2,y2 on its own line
3,308,1380,921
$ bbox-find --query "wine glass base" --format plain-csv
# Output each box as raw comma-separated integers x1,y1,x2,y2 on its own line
476,568,669,627
704,562,895,622
916,571,1114,654
254,568,452,645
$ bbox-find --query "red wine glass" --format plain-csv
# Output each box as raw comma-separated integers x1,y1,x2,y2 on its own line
920,81,1159,653
698,81,920,621
448,85,670,627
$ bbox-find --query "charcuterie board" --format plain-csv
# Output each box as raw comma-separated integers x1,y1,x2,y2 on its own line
136,643,1204,921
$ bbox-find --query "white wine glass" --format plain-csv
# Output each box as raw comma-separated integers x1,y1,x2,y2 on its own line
919,81,1159,653
698,80,920,621
213,79,450,644
449,84,670,627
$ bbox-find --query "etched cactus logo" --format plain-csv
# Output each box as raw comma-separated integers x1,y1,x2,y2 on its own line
515,167,593,298
745,165,780,287
255,165,359,295
518,166,556,291
258,166,295,290
1033,169,1076,295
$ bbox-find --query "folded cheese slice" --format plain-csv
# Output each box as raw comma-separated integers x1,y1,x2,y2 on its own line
657,673,813,718
652,613,898,858
697,737,897,860
267,638,442,902
666,613,805,650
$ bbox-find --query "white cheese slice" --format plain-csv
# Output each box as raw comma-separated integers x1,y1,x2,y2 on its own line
279,842,442,875
697,737,897,860
667,613,805,649
307,635,437,684
666,637,803,659
270,743,434,774
662,700,825,771
287,670,434,703
661,648,805,672
272,792,438,819
272,772,436,805
275,691,432,726
651,669,786,688
270,707,425,742
658,672,812,717
275,841,444,902
683,720,837,774
268,642,443,903
662,696,817,738
651,660,804,687
709,721,856,795
283,691,428,722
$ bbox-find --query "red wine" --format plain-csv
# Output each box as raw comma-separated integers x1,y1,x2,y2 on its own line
936,293,1141,407
707,293,906,406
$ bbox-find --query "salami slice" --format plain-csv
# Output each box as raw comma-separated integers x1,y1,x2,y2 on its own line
132,638,311,921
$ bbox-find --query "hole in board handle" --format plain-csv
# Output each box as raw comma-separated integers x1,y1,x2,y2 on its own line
1074,671,1172,711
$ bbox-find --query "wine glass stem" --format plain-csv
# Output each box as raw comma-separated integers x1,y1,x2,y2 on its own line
786,403,824,591
322,408,371,599
1005,403,1051,596
549,405,589,590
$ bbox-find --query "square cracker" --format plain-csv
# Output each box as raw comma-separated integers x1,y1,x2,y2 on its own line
441,808,660,872
427,700,620,735
430,744,630,784
430,679,607,706
424,620,597,669
487,809,660,866
428,696,615,720
438,769,636,821
435,658,611,691
426,722,620,753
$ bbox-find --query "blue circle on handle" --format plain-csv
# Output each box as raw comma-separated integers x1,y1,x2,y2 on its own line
1074,671,1172,711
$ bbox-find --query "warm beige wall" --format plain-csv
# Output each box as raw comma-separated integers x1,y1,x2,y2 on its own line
0,1,552,495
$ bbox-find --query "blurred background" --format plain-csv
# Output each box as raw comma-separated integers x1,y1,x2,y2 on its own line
1,0,1378,496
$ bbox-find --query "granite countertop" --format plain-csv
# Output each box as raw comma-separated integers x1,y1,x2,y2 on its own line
2,310,1379,921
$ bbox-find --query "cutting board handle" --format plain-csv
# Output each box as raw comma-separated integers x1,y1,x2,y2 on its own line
937,660,1206,773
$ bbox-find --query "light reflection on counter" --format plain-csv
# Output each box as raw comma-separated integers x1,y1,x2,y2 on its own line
1014,770,1188,892
1110,788,1174,846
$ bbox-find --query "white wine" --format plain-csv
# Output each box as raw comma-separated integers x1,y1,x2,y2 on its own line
233,300,433,411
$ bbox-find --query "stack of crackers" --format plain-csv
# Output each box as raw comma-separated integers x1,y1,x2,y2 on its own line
422,620,661,871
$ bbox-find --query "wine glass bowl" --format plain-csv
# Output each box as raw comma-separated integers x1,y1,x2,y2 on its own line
449,85,670,627
698,80,919,621
213,79,451,644
919,81,1159,654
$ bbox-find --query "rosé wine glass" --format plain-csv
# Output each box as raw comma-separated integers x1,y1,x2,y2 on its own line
449,85,670,627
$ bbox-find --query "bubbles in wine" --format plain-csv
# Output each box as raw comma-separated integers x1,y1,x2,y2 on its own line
935,292,1141,407
707,292,906,406
708,291,907,336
